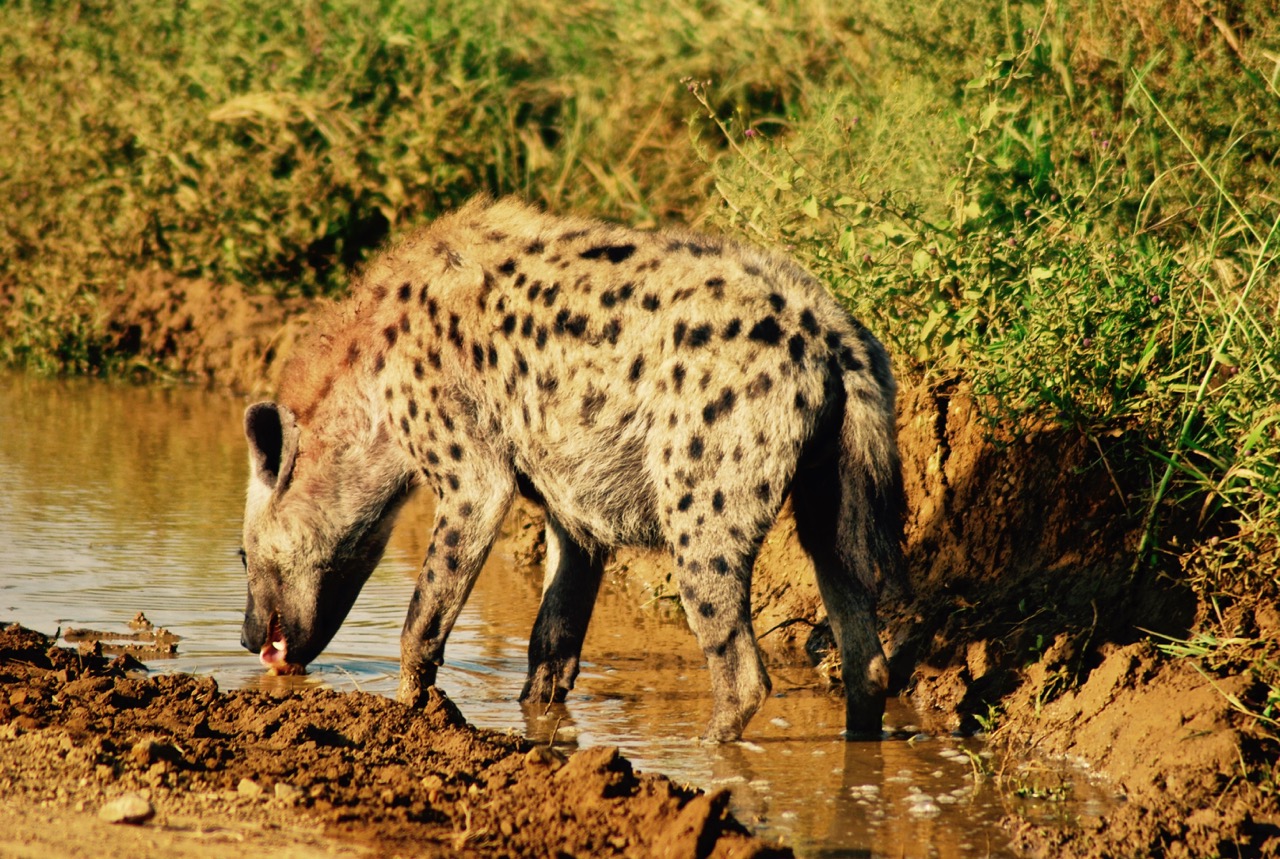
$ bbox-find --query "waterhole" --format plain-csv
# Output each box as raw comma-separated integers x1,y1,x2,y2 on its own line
0,373,1108,856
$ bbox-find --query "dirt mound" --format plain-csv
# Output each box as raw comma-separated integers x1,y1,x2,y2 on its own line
105,270,315,397
0,623,787,858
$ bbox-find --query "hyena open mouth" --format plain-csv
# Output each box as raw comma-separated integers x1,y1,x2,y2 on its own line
259,613,306,676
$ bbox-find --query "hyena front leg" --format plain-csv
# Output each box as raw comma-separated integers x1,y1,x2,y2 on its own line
520,516,605,706
398,460,515,707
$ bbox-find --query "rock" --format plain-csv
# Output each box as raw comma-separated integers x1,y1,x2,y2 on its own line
274,782,303,803
237,777,264,797
98,793,154,824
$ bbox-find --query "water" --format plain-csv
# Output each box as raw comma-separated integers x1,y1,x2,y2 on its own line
0,373,1107,856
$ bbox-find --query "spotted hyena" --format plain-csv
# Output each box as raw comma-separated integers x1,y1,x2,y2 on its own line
240,197,906,741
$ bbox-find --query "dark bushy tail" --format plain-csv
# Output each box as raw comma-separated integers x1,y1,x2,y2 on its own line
837,333,908,601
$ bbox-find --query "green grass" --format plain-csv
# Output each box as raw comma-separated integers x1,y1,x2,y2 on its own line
2,0,1278,743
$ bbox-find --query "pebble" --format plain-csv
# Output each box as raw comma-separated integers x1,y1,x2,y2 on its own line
237,777,264,797
98,793,154,825
274,782,303,803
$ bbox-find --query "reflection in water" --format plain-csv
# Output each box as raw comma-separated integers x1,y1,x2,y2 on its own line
0,374,1102,857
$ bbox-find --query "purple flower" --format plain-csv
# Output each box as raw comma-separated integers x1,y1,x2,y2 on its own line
1149,293,1161,306
744,128,758,139
1082,337,1093,348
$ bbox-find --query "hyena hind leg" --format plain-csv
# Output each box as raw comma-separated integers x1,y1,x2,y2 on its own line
791,464,890,738
520,516,605,706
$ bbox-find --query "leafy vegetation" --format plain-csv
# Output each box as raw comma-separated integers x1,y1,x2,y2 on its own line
1,0,1277,742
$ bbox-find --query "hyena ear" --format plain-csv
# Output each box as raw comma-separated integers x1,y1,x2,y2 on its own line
244,402,300,493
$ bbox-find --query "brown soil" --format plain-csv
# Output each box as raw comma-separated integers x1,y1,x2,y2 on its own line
0,624,784,858
46,271,1280,857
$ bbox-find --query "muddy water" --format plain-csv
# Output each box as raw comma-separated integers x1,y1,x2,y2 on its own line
0,374,1106,856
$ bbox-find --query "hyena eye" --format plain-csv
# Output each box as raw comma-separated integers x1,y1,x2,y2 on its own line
237,547,247,569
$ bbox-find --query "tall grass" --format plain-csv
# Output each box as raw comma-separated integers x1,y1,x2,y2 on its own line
0,0,857,369
694,1,1279,738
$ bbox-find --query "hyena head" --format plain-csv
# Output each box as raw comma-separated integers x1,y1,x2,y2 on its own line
239,390,415,674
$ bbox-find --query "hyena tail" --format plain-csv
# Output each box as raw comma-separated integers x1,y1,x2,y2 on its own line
836,342,908,601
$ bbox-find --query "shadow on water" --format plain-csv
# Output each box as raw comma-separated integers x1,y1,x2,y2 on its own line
0,374,1109,857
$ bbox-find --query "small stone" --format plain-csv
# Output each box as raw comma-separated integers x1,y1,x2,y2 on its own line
98,793,154,824
274,782,303,803
237,778,264,797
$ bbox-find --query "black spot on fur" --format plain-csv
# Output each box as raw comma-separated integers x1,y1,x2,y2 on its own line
516,352,529,376
399,313,411,334
800,309,820,335
678,533,690,547
397,282,412,302
698,602,716,618
565,314,588,338
748,317,783,345
712,490,725,512
413,359,425,379
673,321,687,348
628,356,645,382
711,556,730,575
600,290,618,308
399,416,410,434
502,314,517,336
677,493,693,511
618,283,635,301
642,293,660,311
795,391,808,411
426,297,439,320
535,327,548,349
408,399,419,419
374,352,386,373
528,282,542,301
788,333,806,365
487,344,498,367
755,481,771,501
383,325,399,346
498,258,517,275
701,387,737,425
602,318,622,344
443,529,461,547
445,553,459,572
425,450,440,466
672,364,686,392
722,319,741,340
471,343,484,371
521,315,534,338
768,293,786,312
428,349,442,369
689,436,704,459
448,443,463,461
687,324,712,348
580,243,636,264
446,474,461,491
526,240,545,255
345,342,362,367
742,372,770,400
542,283,560,306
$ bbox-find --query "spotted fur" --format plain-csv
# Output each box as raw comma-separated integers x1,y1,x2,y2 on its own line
240,197,906,741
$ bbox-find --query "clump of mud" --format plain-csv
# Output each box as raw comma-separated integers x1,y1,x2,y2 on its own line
0,623,787,858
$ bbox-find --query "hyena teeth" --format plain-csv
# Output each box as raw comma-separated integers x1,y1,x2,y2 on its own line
239,195,908,742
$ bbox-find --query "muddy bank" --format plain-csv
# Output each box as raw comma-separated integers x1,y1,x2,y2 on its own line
98,271,1280,856
0,623,784,858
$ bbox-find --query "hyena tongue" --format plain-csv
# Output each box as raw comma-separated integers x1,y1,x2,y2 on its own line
259,617,306,675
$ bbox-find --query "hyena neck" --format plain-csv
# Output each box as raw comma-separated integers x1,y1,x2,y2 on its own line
276,309,417,498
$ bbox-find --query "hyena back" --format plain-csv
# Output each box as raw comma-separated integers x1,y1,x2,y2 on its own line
240,197,906,741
